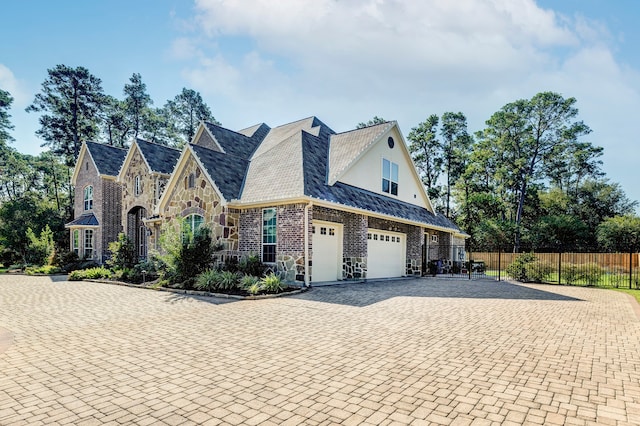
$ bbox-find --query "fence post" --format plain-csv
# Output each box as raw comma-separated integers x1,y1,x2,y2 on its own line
498,248,501,282
630,250,634,290
558,251,562,285
468,246,472,280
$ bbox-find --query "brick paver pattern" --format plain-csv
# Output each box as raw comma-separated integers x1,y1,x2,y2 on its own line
1,275,640,425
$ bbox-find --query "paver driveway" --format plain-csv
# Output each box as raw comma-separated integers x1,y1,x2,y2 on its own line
1,275,640,425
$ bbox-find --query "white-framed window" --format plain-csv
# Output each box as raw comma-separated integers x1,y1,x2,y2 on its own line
84,186,93,210
184,213,204,233
262,208,276,263
135,175,142,196
382,158,399,196
84,229,94,258
431,234,439,243
72,229,80,255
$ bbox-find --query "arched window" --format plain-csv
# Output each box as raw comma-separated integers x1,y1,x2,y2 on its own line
84,186,93,210
184,214,204,239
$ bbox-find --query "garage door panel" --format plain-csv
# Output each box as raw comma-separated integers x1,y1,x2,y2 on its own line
312,222,342,282
367,230,405,279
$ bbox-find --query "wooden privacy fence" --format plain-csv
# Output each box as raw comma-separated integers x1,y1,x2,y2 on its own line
471,252,640,270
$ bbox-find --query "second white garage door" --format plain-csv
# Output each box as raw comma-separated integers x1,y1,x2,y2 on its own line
367,230,406,279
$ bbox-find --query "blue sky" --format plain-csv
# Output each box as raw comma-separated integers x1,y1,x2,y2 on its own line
1,0,639,206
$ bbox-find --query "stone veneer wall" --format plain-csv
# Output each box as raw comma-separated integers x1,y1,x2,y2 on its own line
313,206,368,280
162,154,239,258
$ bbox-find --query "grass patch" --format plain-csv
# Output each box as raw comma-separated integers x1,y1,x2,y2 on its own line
612,288,640,304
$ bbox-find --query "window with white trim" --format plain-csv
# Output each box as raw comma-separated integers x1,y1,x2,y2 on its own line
431,234,439,243
262,208,276,263
84,186,93,210
184,214,204,235
84,229,94,258
72,229,80,255
135,175,142,196
382,158,398,196
139,226,147,258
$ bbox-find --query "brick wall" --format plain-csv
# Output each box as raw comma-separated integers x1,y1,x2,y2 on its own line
102,179,123,262
73,155,105,262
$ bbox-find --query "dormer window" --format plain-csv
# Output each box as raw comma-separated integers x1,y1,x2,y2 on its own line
84,186,93,210
134,175,142,196
382,158,398,196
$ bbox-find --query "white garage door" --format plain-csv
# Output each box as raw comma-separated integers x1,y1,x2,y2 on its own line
312,221,343,283
367,230,405,279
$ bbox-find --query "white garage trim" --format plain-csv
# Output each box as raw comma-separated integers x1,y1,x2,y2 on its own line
311,221,343,283
367,229,406,279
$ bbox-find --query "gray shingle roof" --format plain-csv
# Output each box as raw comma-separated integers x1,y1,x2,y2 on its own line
301,131,461,231
250,117,334,159
191,144,249,200
135,138,181,175
204,122,266,160
65,213,99,227
85,142,127,177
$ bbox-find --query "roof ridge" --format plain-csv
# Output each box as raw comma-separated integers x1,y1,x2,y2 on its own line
136,138,181,151
205,121,256,139
85,140,128,152
250,131,303,160
333,120,396,136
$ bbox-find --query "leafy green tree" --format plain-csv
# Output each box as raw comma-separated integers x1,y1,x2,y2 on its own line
476,92,591,251
26,64,106,166
356,116,386,129
166,88,218,144
0,89,15,147
100,95,129,147
123,73,152,140
440,112,472,217
408,114,442,202
25,225,55,266
597,215,640,252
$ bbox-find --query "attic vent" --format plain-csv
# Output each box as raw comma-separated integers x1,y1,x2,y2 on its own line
387,137,395,149
86,161,88,170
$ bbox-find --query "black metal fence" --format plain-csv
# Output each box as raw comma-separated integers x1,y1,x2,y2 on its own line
427,245,640,289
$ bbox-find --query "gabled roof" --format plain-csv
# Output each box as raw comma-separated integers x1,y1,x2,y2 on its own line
204,122,266,160
250,116,334,159
135,138,181,174
301,131,460,231
65,213,99,228
236,122,271,140
328,121,396,185
191,144,249,200
72,141,127,185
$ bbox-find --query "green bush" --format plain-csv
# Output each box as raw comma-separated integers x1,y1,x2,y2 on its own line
506,253,537,282
25,265,62,275
260,273,283,293
247,282,262,295
160,223,216,289
561,263,582,285
238,254,266,277
68,266,112,281
524,261,553,283
107,233,136,271
240,274,260,289
581,263,603,286
195,270,240,291
24,225,55,266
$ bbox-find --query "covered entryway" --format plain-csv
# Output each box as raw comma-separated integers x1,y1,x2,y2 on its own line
312,221,343,283
367,229,406,279
127,206,147,261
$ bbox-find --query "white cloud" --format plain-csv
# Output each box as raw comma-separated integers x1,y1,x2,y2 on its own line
0,64,28,107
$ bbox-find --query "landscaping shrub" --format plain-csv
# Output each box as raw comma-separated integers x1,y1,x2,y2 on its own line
240,274,260,289
25,265,62,275
506,252,537,282
24,225,55,266
524,261,553,283
581,263,603,286
195,269,221,292
238,254,266,277
68,267,112,281
107,233,136,271
260,273,284,293
561,263,581,285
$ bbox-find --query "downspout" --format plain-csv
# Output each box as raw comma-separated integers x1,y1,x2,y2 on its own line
304,201,313,287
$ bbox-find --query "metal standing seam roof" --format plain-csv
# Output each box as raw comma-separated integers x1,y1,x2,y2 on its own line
65,213,99,227
85,141,127,177
135,138,181,175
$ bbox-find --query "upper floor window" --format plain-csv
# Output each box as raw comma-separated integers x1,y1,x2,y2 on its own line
135,175,142,196
262,208,276,263
382,158,398,196
187,173,195,189
84,186,93,210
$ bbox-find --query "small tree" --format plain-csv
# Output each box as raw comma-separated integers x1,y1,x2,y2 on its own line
107,233,136,271
24,225,55,266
